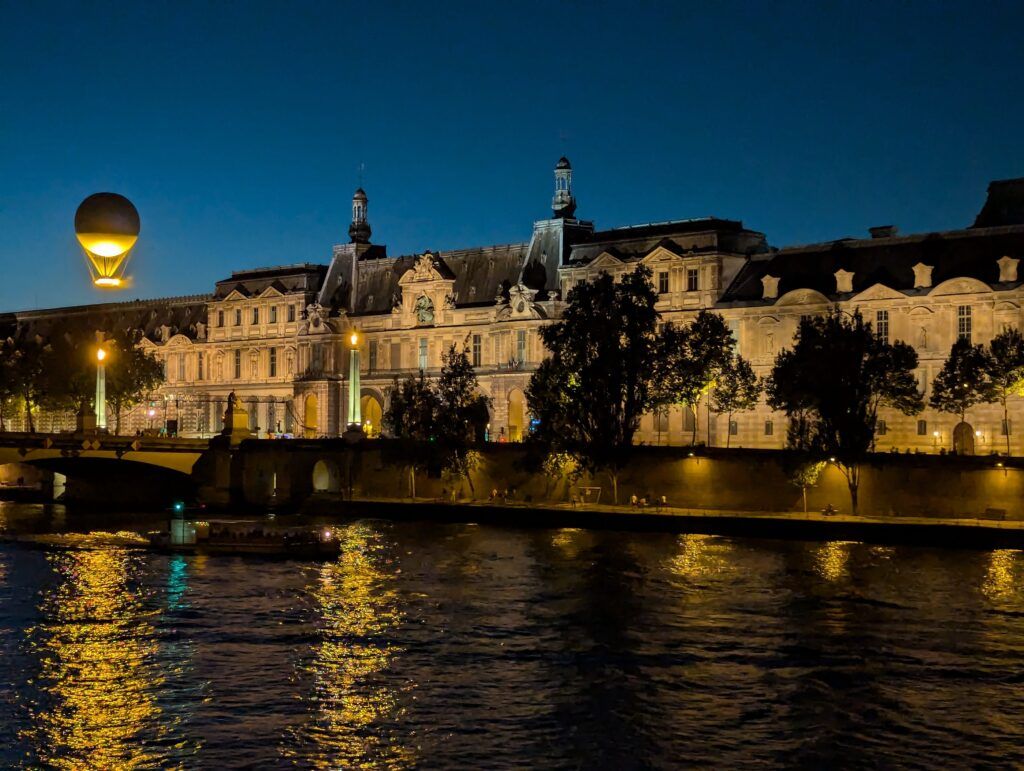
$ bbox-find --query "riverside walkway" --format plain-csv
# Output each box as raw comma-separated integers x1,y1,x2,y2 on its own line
337,497,1024,550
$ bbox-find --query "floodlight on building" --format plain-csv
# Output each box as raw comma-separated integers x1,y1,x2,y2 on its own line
74,193,140,289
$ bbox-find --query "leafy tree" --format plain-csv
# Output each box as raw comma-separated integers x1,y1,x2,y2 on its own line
434,344,492,494
381,346,491,498
767,308,922,514
709,354,760,448
39,332,95,415
382,371,439,497
657,310,734,445
788,458,826,513
929,338,995,445
985,328,1024,456
5,338,48,432
105,332,165,434
526,266,661,503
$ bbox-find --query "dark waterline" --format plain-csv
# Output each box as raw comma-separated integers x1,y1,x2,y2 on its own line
2,503,1024,769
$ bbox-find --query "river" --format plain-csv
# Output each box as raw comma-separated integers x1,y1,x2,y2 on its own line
1,502,1023,769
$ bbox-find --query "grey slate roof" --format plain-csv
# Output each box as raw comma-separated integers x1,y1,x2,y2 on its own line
718,227,1024,305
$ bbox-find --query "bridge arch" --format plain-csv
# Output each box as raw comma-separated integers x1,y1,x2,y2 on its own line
311,458,341,493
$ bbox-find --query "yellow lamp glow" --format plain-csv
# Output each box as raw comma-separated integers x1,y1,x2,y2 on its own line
74,193,140,289
96,348,107,362
349,331,359,347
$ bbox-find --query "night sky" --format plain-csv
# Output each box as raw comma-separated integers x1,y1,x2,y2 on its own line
1,1,1023,311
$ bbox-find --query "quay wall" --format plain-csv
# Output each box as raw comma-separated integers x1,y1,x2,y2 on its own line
223,442,1024,520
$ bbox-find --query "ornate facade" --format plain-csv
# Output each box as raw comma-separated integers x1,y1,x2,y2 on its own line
5,163,1024,453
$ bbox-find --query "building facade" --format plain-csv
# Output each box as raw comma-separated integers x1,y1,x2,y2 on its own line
4,163,1024,453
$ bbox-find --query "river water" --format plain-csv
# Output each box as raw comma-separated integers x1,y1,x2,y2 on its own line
2,503,1024,769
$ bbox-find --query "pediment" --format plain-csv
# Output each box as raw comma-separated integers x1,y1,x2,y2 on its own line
850,282,905,302
930,277,992,296
757,315,781,325
165,334,193,347
640,246,679,265
908,305,935,316
138,337,159,349
258,285,285,299
995,300,1021,312
589,251,624,270
222,289,249,301
775,288,831,307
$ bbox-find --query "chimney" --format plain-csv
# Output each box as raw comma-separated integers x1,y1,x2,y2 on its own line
869,225,898,239
761,274,780,300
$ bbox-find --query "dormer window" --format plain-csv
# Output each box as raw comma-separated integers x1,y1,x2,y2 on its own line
218,310,224,327
686,268,699,292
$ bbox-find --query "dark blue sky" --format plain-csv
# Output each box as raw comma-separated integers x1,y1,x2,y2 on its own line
2,1,1023,311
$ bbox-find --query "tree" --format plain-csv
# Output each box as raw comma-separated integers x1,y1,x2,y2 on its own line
39,332,95,416
382,372,439,498
5,338,47,432
526,266,661,503
709,354,760,448
105,332,165,434
766,308,922,515
434,343,492,494
657,310,734,445
986,328,1024,456
788,458,826,513
929,338,995,447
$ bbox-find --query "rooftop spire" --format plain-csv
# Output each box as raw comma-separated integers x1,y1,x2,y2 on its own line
349,187,371,244
552,157,576,219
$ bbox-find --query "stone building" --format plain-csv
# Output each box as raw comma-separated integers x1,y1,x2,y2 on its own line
4,162,1024,453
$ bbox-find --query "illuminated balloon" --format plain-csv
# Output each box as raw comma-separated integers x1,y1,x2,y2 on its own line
74,192,140,288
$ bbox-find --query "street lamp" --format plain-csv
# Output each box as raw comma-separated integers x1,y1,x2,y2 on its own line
346,329,362,432
95,347,107,430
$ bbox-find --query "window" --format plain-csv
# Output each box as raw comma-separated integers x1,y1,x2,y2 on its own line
269,347,277,377
729,420,739,436
1003,418,1012,436
218,310,224,327
197,353,204,381
576,278,585,287
472,334,482,367
686,268,699,292
764,420,774,436
876,309,889,343
234,349,242,379
516,330,526,362
234,309,242,326
287,304,296,323
177,353,185,381
917,419,927,436
391,341,402,369
658,271,669,294
252,307,259,325
727,319,740,342
418,338,428,370
654,409,669,434
270,305,278,323
369,340,378,371
877,419,887,435
683,407,696,432
958,305,972,342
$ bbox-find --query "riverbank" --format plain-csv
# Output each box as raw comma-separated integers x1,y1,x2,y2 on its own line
327,497,1024,550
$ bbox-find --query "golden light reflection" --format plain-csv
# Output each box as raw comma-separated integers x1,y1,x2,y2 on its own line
814,541,855,582
288,523,413,769
551,527,591,559
668,533,730,579
22,548,165,769
982,549,1021,600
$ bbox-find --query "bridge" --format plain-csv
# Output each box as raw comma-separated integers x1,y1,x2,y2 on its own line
0,432,211,506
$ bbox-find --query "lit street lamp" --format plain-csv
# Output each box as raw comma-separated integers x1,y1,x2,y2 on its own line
346,329,362,432
95,347,107,430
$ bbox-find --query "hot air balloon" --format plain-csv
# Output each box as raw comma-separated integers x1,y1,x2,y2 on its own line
74,192,140,288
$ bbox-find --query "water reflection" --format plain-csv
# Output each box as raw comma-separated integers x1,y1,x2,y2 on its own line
288,523,412,768
668,533,732,579
813,540,855,582
983,549,1022,601
23,548,165,769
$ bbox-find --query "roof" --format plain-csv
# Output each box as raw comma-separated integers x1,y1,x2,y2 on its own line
973,178,1024,228
214,263,327,299
719,227,1024,304
350,243,528,315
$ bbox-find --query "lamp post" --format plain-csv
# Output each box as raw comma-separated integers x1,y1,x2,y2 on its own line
95,347,107,430
346,330,362,432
